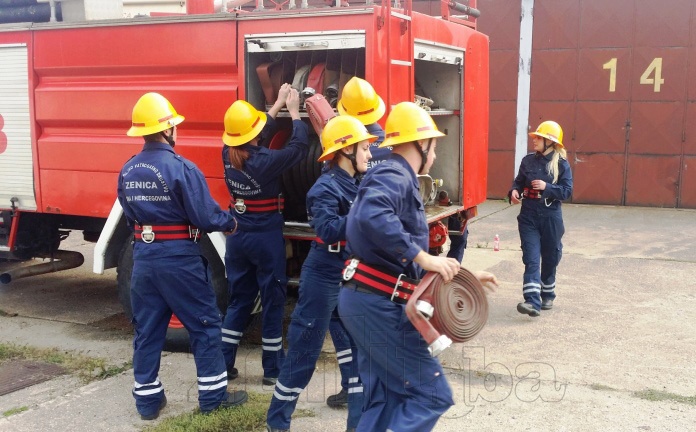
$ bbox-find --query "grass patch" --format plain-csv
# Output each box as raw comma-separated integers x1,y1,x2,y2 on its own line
3,406,28,417
145,391,314,432
0,342,131,383
633,389,696,406
590,383,617,391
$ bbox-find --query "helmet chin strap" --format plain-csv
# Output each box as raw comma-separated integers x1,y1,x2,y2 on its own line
414,139,432,174
339,144,360,176
161,128,175,148
543,138,553,153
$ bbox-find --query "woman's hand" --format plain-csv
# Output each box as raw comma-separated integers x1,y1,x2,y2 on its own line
268,83,292,118
286,89,301,120
510,189,521,204
473,270,498,294
414,251,461,283
531,179,546,190
276,83,291,105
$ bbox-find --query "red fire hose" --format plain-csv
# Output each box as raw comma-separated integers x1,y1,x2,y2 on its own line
406,268,489,356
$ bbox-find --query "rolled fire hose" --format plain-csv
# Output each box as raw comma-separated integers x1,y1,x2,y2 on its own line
406,268,489,357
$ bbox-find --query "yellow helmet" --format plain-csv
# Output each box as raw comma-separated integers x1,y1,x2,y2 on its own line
127,92,184,137
529,120,564,147
337,77,386,126
318,115,377,162
380,101,445,148
222,100,267,146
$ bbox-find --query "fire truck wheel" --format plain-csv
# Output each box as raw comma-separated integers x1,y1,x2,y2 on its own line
116,236,230,353
281,135,322,221
116,241,134,320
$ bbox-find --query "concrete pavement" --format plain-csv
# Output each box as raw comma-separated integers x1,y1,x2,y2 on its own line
0,200,695,431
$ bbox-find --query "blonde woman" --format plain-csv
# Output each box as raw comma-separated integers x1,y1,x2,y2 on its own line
509,121,573,317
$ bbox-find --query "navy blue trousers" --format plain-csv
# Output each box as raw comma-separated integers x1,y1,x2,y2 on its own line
131,254,228,416
329,314,354,392
518,208,565,310
267,246,363,430
338,286,454,432
447,216,469,262
222,230,287,378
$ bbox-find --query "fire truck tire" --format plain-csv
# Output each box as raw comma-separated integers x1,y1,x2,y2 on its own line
281,134,322,221
310,134,323,177
116,241,134,320
294,135,321,203
299,141,315,193
116,237,230,353
312,141,323,179
293,158,307,204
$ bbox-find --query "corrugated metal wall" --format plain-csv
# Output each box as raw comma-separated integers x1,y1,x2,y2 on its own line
480,0,696,208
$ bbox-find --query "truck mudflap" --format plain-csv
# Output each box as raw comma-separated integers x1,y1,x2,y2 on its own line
93,199,124,275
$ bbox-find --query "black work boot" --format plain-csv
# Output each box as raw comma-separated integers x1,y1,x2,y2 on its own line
267,425,289,432
541,299,554,310
227,367,239,380
140,394,167,421
220,390,248,408
517,302,540,317
202,390,248,414
326,388,348,408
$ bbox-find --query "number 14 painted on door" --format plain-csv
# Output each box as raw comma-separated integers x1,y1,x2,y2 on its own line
602,57,664,92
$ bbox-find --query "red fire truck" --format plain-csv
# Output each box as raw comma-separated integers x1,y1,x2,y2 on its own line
0,0,488,346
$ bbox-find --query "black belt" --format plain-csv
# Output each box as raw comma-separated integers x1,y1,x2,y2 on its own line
341,258,420,305
315,238,346,253
134,224,201,243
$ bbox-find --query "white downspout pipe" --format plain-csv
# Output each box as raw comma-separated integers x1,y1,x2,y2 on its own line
514,0,534,173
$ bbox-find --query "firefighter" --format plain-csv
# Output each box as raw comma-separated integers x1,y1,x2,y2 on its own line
221,84,309,384
509,120,573,317
338,102,467,431
117,92,248,420
266,115,376,432
446,214,469,262
340,77,469,266
323,76,386,408
338,76,387,169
